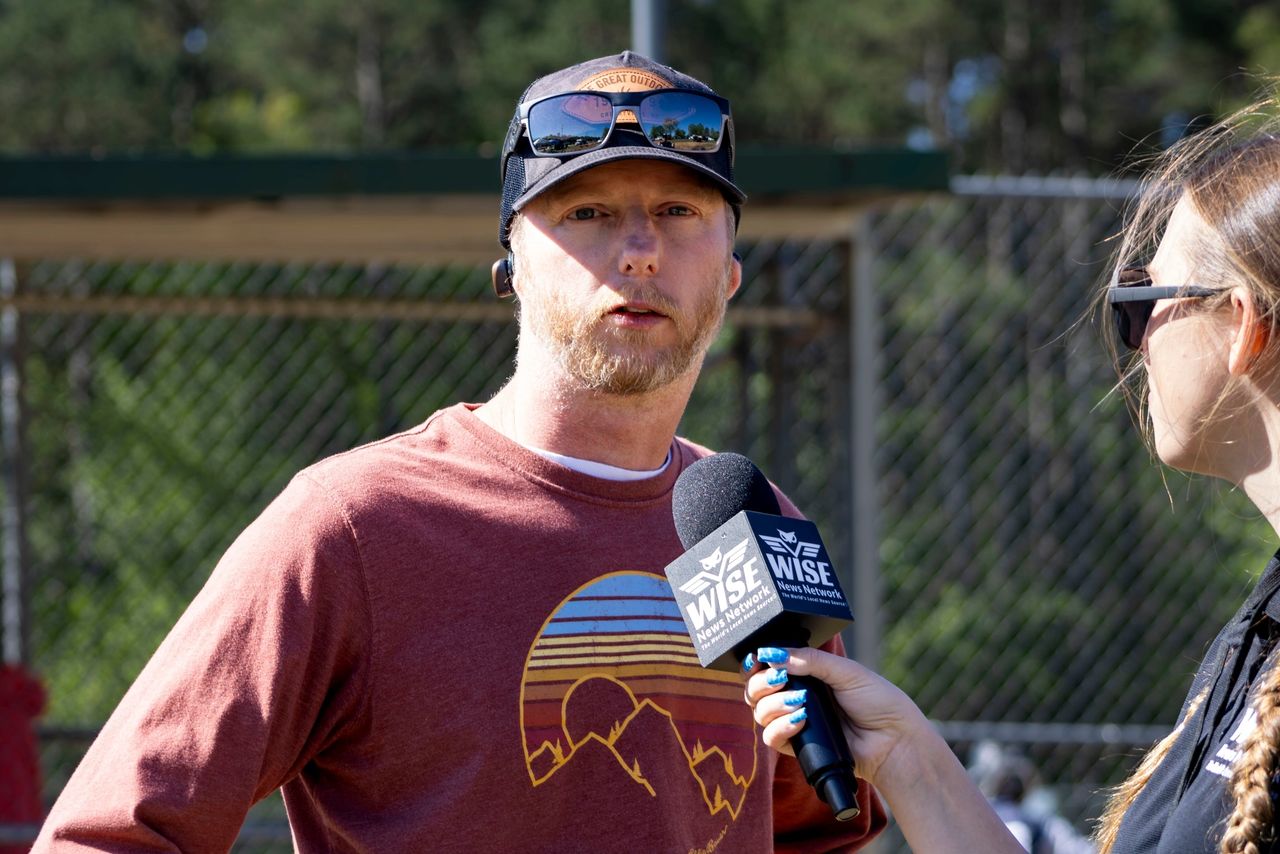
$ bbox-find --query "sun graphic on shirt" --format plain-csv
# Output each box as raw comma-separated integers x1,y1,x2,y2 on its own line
518,571,760,819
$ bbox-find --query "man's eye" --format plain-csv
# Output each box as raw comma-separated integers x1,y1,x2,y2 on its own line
569,208,599,221
666,205,693,216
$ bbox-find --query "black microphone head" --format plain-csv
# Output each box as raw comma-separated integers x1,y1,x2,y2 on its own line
672,452,781,548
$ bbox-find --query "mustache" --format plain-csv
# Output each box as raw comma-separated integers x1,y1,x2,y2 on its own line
595,283,682,317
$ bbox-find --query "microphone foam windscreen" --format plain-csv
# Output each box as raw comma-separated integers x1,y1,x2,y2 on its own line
672,452,781,548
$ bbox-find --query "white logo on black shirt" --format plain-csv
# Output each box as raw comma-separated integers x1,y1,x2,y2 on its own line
1206,707,1258,779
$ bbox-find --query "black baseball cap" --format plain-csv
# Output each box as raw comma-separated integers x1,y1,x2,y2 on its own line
498,51,746,248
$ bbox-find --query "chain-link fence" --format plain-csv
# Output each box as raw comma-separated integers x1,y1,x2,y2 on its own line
2,177,1273,850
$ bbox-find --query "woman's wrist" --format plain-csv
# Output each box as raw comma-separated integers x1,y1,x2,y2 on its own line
867,715,1026,854
868,713,955,797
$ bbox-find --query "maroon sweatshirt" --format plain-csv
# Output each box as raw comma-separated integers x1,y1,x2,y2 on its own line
36,404,884,853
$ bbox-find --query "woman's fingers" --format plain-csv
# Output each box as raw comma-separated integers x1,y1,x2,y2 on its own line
744,646,861,702
753,686,807,722
745,665,789,699
761,713,803,755
753,687,807,754
771,646,871,690
745,648,807,755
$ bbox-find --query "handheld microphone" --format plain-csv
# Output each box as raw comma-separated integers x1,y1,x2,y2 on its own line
664,452,861,821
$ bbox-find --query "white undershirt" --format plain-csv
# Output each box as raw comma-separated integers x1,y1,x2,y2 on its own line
526,445,673,482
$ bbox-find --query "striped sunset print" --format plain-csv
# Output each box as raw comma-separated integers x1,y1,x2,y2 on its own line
520,571,760,818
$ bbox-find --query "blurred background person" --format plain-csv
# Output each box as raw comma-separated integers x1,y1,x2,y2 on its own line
969,740,1095,854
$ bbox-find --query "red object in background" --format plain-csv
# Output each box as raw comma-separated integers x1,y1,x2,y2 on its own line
0,664,46,854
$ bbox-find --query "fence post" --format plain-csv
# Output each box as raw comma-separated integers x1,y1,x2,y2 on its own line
1,258,30,669
850,214,882,668
630,0,666,62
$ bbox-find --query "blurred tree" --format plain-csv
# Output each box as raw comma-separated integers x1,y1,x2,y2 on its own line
0,0,1276,171
0,0,174,151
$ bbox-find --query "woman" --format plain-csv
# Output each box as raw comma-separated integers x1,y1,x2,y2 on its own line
747,101,1280,854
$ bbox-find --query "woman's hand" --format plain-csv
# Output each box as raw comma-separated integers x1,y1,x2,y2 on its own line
745,646,1027,854
745,646,937,789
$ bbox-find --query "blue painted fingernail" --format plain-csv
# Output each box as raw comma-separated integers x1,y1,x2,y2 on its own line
741,653,755,672
788,707,808,725
784,689,807,707
766,668,789,686
757,647,789,664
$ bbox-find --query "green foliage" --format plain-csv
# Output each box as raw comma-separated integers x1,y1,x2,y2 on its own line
0,0,175,150
0,0,1276,170
1238,7,1280,77
881,580,1093,714
192,91,316,153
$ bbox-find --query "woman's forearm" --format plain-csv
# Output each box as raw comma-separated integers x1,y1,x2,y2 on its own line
873,723,1026,854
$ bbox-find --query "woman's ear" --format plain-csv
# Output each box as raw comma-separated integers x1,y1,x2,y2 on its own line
1228,286,1269,376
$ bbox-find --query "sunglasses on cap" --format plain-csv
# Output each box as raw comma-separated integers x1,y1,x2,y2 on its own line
1107,265,1226,350
516,89,732,157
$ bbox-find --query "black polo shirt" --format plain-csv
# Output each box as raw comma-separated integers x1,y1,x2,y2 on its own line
1112,548,1280,854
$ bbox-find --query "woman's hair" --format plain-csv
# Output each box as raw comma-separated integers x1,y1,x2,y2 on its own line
1096,92,1280,853
1094,687,1205,853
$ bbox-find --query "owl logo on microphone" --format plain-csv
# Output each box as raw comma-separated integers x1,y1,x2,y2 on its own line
760,529,821,559
678,539,751,596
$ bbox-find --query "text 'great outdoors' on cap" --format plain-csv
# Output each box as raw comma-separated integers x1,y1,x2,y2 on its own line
498,51,746,248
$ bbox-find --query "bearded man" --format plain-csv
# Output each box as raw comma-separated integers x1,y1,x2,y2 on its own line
36,52,884,853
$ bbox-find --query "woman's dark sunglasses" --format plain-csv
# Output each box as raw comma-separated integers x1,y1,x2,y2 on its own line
1107,266,1225,350
517,89,732,157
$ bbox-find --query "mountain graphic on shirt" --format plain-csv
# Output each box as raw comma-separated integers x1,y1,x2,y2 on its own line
519,571,760,820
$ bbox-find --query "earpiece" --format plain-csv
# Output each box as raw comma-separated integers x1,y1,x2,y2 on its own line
491,252,515,299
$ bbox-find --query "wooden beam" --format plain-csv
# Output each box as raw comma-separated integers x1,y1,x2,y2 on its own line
0,195,893,263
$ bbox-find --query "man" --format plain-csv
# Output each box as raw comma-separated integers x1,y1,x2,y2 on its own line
36,52,884,852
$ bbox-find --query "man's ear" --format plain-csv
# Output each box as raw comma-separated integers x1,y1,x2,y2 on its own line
1228,286,1268,375
726,251,743,300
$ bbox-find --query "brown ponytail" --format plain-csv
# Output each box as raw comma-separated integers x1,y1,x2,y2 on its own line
1094,688,1207,853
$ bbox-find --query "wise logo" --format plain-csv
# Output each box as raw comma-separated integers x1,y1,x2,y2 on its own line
677,538,765,632
759,529,836,587
519,571,762,823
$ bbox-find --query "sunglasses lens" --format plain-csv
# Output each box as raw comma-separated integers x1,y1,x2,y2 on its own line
638,93,724,152
525,92,727,156
1114,302,1152,350
1112,266,1153,350
527,94,613,154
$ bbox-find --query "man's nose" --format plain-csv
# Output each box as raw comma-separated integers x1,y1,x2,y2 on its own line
618,212,659,276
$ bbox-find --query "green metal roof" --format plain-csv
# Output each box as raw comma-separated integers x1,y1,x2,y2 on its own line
0,148,947,199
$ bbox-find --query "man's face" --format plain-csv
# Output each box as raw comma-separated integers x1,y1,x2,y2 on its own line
511,159,742,395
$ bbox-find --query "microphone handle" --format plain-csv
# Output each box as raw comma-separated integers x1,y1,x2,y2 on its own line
786,673,861,821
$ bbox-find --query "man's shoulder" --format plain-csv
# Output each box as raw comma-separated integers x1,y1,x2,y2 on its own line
295,404,478,508
316,402,476,466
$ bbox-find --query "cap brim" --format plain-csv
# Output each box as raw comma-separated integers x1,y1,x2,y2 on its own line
512,145,747,213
